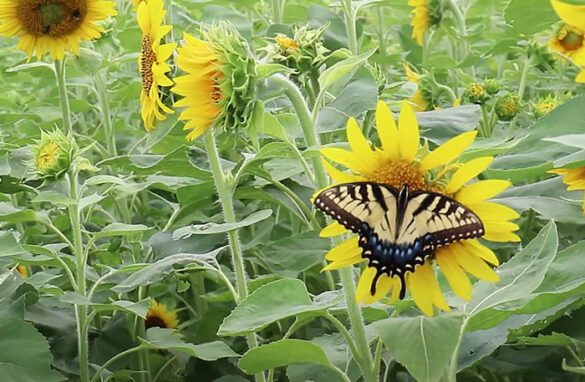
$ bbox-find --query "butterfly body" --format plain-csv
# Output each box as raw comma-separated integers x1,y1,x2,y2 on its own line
314,182,484,299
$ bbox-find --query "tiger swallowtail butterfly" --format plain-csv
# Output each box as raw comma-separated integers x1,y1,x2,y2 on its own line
314,182,484,299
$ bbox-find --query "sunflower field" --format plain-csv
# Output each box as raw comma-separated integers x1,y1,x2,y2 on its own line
1,0,585,381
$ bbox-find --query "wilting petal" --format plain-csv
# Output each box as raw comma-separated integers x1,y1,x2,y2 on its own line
325,237,361,261
376,101,400,160
445,157,493,194
436,247,472,301
456,180,511,204
420,131,477,171
398,100,420,161
551,0,585,30
449,242,499,282
320,222,347,237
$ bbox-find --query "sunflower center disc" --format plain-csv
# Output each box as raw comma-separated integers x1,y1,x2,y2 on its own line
17,0,87,37
140,35,156,93
144,315,168,329
372,159,427,191
561,31,584,51
36,142,60,170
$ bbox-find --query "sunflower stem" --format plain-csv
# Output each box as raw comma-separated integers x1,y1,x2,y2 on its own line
447,317,468,382
265,74,328,189
55,59,73,135
203,130,266,382
271,0,284,23
342,0,359,54
68,169,90,382
339,266,377,382
94,70,117,156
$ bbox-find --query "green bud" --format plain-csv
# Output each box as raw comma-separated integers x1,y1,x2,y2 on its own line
483,79,500,95
495,93,520,121
463,83,490,105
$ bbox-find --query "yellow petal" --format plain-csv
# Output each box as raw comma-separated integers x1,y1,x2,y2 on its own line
325,237,361,261
376,101,400,160
445,157,493,194
359,272,395,304
465,239,499,266
483,230,521,243
356,267,376,303
321,159,368,184
551,0,585,30
322,255,363,271
577,69,585,83
420,131,478,171
468,201,520,221
407,262,449,316
436,247,472,301
455,180,511,205
449,242,499,282
320,147,376,176
398,100,420,161
387,276,402,303
320,222,347,237
346,118,374,160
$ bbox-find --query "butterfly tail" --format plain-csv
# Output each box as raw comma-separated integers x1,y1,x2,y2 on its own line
370,269,408,300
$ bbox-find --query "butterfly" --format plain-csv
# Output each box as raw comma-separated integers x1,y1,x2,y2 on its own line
314,182,484,300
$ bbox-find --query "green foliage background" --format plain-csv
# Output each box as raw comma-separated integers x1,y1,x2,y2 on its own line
1,0,585,381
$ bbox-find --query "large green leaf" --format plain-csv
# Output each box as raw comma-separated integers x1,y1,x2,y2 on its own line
218,279,335,336
0,317,65,381
464,221,558,315
0,231,27,257
239,339,335,374
141,328,238,361
173,209,273,239
504,0,558,35
374,314,464,382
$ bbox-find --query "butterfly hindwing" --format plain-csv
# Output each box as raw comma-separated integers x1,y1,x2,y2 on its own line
314,182,485,301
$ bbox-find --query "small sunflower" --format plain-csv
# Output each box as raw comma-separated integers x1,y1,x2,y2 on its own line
137,0,176,132
16,265,28,278
274,34,299,55
0,0,117,60
318,101,520,316
403,62,428,112
29,129,73,178
172,23,257,141
145,300,179,329
533,95,559,118
549,166,585,214
408,0,440,46
549,23,585,61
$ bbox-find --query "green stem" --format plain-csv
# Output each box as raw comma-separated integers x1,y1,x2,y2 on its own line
152,356,177,382
55,59,73,135
373,337,384,378
90,346,144,382
265,74,327,189
517,56,534,101
94,71,117,156
447,318,468,382
271,0,284,23
339,267,377,382
375,7,387,57
69,170,89,382
203,130,265,382
342,0,358,54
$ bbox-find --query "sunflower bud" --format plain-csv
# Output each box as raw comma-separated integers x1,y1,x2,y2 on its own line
533,95,559,118
526,42,556,72
173,22,257,141
368,63,387,95
483,79,500,95
271,24,329,74
463,83,490,105
29,130,73,178
495,93,520,121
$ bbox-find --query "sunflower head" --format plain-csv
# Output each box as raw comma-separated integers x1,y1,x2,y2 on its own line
318,101,520,316
274,34,299,55
408,0,441,46
463,82,490,105
145,300,179,329
495,93,520,121
137,0,176,132
0,0,117,60
403,62,433,111
549,23,585,60
29,129,74,178
533,95,559,118
173,22,257,141
16,265,28,278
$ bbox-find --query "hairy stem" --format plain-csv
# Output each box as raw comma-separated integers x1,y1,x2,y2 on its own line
55,59,73,135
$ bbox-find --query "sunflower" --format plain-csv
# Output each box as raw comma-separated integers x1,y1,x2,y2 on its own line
549,166,585,214
172,23,257,141
0,0,117,60
318,100,520,316
403,62,428,112
145,300,178,329
548,23,585,61
408,0,430,46
137,0,175,132
16,265,28,278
